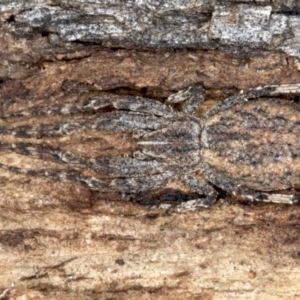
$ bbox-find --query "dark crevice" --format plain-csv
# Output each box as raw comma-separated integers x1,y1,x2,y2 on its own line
20,272,49,281
279,6,300,14
70,41,177,53
103,86,168,100
132,189,204,207
70,40,104,47
6,15,15,23
294,95,300,103
41,31,50,37
56,53,91,62
31,28,53,37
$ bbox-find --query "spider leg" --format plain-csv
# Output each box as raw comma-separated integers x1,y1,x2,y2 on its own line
0,143,169,177
100,95,175,117
91,111,167,132
0,143,89,169
0,111,169,138
111,171,174,193
199,162,300,205
173,174,217,211
0,162,173,194
235,189,300,204
3,94,175,119
0,116,86,138
167,86,205,115
204,83,300,121
91,157,168,177
0,162,110,190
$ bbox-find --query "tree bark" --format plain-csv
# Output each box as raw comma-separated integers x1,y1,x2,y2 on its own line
0,1,300,299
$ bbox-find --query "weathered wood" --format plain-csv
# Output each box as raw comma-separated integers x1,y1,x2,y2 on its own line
1,0,300,56
0,1,300,299
1,198,300,299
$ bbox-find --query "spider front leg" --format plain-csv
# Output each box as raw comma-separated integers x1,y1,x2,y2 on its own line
91,111,168,133
0,143,170,177
167,86,205,115
174,174,217,211
3,94,175,119
0,161,173,195
0,109,173,139
0,162,110,191
0,116,87,138
0,111,167,138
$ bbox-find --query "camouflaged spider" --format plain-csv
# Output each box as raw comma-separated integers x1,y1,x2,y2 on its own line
1,84,300,211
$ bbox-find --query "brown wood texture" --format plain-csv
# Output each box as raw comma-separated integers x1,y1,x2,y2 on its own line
1,1,300,299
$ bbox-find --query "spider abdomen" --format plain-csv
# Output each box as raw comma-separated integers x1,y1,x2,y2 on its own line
201,99,300,191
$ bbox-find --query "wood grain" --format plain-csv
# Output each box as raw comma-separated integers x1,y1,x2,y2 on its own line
0,1,300,299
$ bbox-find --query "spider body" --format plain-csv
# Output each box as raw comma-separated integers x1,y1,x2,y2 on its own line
202,98,300,193
1,84,300,210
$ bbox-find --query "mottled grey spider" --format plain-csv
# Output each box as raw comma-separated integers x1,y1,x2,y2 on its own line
0,84,300,211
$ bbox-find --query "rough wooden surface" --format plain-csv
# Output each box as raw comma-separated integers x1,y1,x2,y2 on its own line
1,1,300,299
1,200,300,299
2,0,300,57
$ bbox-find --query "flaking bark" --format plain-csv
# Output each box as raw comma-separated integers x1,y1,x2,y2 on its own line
0,1,300,299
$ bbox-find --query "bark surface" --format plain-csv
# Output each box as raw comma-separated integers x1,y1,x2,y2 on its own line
0,1,300,299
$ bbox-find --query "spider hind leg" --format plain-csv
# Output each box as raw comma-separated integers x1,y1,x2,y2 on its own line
238,189,300,205
167,85,205,115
